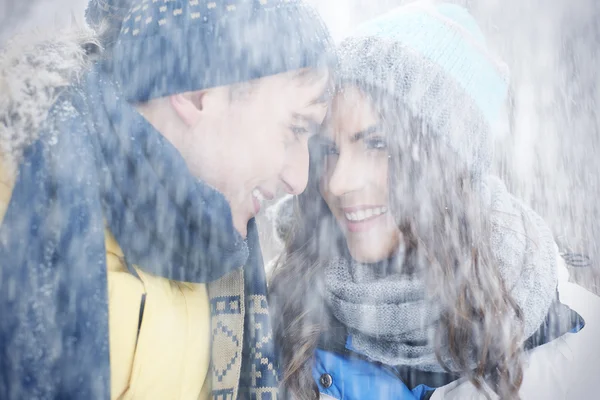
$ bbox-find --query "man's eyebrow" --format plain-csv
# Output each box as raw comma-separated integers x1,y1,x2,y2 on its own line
350,124,381,142
307,88,334,106
308,96,329,107
293,68,328,84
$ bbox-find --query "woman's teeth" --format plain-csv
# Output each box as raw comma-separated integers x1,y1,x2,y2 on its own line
345,207,387,222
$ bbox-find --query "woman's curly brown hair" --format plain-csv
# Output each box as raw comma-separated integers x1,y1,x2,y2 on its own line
268,85,525,400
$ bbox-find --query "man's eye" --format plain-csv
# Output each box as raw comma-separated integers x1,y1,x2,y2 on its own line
290,126,310,137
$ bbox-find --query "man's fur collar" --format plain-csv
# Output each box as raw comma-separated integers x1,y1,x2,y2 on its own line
0,24,102,169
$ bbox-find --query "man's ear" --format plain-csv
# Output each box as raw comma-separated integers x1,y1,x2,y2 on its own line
170,91,205,127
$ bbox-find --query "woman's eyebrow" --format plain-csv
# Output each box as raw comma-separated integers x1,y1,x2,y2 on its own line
350,124,381,142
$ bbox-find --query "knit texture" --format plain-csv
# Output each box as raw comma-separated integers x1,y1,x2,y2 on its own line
324,175,558,372
86,0,334,102
336,1,510,177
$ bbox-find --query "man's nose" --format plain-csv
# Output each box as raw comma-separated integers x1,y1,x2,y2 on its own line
279,141,310,195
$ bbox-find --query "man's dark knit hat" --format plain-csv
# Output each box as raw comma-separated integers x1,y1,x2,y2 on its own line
86,0,334,102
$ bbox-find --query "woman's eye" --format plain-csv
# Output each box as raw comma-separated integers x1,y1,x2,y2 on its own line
365,137,388,150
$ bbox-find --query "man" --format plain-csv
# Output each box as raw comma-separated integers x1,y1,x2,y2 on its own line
0,0,333,398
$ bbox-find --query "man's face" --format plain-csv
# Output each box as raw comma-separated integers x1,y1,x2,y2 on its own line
178,69,329,237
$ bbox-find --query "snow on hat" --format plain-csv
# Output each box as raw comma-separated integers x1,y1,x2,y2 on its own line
337,1,510,177
85,0,334,102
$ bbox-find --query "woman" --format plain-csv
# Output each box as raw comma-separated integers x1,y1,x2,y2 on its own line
269,3,600,399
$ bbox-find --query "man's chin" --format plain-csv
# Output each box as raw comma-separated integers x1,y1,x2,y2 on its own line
232,214,250,239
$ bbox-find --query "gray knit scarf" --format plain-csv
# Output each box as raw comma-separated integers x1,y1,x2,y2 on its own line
324,176,558,372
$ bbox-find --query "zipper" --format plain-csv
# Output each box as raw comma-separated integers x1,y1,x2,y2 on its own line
122,255,147,344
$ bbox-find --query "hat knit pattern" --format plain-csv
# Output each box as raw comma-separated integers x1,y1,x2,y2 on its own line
86,0,333,102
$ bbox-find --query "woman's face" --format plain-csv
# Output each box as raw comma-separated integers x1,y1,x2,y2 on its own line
319,87,401,263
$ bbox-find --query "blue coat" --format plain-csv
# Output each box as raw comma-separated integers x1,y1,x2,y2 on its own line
314,349,437,400
312,267,593,400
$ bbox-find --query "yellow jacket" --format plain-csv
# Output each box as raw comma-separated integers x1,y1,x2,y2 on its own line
1,152,212,399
